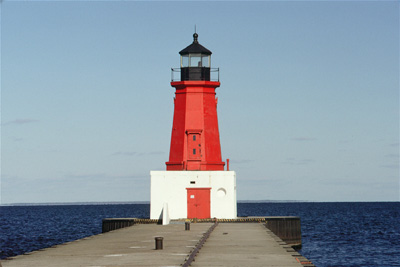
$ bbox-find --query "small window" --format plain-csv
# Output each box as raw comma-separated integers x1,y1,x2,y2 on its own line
193,149,196,155
190,181,196,184
193,135,196,141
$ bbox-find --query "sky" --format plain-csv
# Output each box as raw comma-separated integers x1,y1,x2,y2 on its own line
1,0,399,204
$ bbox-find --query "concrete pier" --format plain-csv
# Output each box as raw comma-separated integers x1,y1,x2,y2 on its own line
1,221,314,267
189,223,309,267
103,217,302,248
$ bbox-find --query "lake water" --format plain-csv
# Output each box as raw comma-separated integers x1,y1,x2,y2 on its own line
1,202,399,267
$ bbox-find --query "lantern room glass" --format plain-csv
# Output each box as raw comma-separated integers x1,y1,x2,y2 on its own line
181,55,189,67
190,54,202,67
202,55,210,67
181,54,211,68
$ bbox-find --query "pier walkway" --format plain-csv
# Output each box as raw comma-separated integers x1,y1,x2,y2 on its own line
1,222,314,267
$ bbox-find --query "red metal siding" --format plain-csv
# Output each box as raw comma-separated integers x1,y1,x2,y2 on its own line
166,81,225,170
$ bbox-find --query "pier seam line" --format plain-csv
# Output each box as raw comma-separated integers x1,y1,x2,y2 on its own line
181,222,218,267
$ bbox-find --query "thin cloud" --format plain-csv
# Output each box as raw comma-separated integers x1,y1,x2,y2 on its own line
3,118,39,126
228,159,254,164
380,164,399,169
148,151,165,155
282,158,316,165
385,153,399,159
389,143,399,147
112,151,137,156
112,151,165,157
65,173,146,180
291,137,317,141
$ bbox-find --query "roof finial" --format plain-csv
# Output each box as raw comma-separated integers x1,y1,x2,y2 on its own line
193,30,198,44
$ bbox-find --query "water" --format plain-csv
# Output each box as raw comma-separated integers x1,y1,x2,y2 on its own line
239,202,400,267
1,202,399,267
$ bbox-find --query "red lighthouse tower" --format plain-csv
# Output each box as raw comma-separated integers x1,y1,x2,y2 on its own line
150,33,236,221
166,33,225,171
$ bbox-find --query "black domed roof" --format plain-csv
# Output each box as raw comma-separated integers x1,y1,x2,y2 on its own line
179,33,212,55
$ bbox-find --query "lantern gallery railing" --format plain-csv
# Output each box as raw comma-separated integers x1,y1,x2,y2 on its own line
171,67,220,82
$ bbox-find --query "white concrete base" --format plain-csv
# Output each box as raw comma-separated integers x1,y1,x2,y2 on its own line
150,171,237,220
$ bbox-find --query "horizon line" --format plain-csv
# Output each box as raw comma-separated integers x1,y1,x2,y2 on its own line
1,200,399,206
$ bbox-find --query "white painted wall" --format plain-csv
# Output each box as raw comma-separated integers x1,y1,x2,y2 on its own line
150,171,237,220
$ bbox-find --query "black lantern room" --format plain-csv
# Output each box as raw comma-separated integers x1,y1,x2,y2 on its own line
179,33,212,81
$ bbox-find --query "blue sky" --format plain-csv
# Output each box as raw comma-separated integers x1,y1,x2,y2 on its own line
1,1,398,204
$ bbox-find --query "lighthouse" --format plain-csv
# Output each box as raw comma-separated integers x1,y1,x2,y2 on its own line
166,33,225,171
150,33,237,222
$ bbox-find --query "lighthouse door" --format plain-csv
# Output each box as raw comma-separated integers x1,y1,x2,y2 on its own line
187,188,211,219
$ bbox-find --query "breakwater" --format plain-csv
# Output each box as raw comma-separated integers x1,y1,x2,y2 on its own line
102,216,302,248
1,202,399,266
2,221,314,267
